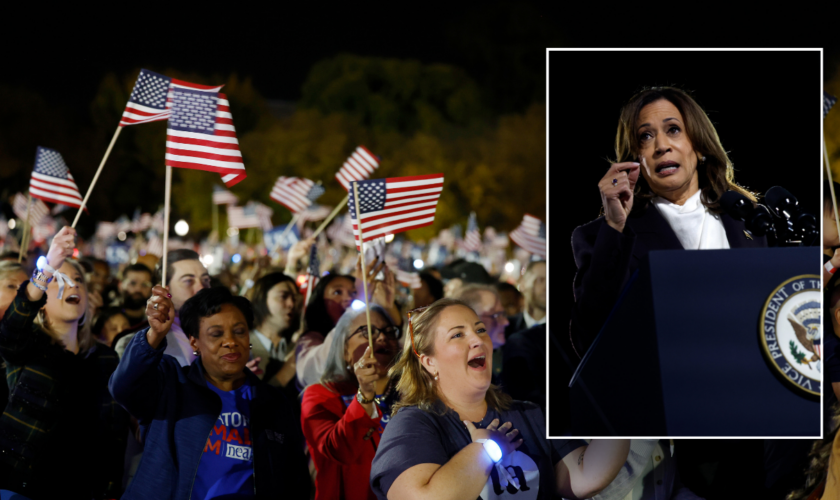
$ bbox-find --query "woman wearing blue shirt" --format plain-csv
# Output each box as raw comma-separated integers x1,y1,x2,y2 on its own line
110,285,309,499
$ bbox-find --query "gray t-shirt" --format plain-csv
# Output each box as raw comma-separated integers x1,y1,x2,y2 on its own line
370,400,585,500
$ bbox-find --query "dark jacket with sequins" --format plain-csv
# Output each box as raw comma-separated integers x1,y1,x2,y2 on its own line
0,281,129,499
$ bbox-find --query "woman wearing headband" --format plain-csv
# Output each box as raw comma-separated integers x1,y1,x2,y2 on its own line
300,304,400,500
370,298,630,499
571,87,766,357
0,226,128,499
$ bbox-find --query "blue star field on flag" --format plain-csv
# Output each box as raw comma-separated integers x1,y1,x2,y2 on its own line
825,91,837,119
128,69,172,110
169,88,219,133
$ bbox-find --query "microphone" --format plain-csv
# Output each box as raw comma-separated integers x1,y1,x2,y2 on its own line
764,186,818,241
720,191,774,237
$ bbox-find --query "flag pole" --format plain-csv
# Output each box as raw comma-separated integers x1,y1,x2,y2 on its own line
352,182,374,358
161,165,172,285
17,194,32,263
212,199,219,243
72,126,123,228
311,193,349,239
280,213,301,240
825,135,840,239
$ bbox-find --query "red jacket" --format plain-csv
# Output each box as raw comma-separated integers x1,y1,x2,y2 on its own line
301,382,382,500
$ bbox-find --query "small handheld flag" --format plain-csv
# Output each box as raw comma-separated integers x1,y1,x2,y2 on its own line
335,146,380,191
509,214,546,257
30,147,84,209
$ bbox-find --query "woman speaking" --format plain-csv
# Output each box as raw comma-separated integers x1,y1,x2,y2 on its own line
570,87,766,357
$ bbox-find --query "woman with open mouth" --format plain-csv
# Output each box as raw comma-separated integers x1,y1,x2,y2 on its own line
570,87,766,357
300,303,401,500
0,226,129,499
110,285,310,499
370,298,631,500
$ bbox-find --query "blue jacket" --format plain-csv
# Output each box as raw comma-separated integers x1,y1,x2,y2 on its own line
109,328,310,500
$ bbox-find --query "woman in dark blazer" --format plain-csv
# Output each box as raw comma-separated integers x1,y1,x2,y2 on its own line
570,87,767,358
110,285,309,500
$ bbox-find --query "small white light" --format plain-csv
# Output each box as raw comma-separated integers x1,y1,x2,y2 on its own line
36,256,46,271
203,254,214,265
351,300,366,310
174,220,189,236
504,261,514,273
227,227,239,237
482,439,502,462
232,253,241,263
385,234,395,243
413,259,424,270
8,219,15,230
118,231,127,241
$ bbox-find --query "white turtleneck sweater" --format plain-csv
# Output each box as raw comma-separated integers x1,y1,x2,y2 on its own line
652,190,729,250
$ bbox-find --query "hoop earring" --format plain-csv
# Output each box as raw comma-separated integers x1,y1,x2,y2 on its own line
78,313,86,327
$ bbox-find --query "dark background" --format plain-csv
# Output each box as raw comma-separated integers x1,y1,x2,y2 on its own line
547,49,822,436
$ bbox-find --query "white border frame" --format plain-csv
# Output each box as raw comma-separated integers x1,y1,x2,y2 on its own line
545,47,824,440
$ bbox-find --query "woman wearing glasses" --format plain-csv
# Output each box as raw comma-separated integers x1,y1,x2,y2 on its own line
300,304,401,500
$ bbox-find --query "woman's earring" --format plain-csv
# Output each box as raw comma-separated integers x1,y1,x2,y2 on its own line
700,155,706,163
193,351,199,356
249,343,252,349
434,372,439,381
347,364,352,371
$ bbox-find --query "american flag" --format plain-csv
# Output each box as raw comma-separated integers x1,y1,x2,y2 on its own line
509,214,546,257
13,193,49,226
119,69,223,127
335,146,380,191
270,177,322,213
463,211,482,253
348,174,444,250
213,185,238,205
297,205,332,226
395,269,422,289
326,214,356,247
227,204,261,229
31,216,57,243
147,233,164,257
165,90,246,187
826,92,837,119
254,203,274,231
29,147,84,209
152,208,166,233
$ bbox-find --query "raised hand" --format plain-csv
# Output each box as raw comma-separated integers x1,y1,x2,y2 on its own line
46,226,76,272
354,345,382,401
146,285,174,349
246,357,264,376
599,161,641,233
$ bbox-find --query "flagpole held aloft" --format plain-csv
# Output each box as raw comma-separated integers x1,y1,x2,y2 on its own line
280,213,301,240
825,135,840,240
352,182,375,358
161,165,173,285
311,194,349,239
18,193,32,263
72,126,123,228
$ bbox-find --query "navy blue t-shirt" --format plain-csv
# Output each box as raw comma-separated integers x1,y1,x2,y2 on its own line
370,401,585,500
192,379,256,500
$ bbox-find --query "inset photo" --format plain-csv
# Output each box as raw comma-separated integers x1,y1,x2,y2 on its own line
548,48,822,437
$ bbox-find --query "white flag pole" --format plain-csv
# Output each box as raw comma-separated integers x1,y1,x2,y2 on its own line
72,126,123,228
17,194,32,263
311,193,349,239
825,135,840,239
280,213,301,240
352,182,374,358
161,165,173,285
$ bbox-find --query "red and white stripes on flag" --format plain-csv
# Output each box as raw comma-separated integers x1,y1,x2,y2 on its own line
29,147,85,209
509,214,546,257
227,204,262,229
146,233,164,257
165,91,246,187
348,173,444,250
335,146,379,191
271,177,315,213
326,215,356,247
13,193,49,226
297,205,332,226
396,269,422,289
463,211,482,253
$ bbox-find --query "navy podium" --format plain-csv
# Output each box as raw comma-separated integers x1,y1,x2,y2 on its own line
569,247,820,436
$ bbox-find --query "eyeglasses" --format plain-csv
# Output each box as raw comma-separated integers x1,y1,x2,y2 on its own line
350,325,399,341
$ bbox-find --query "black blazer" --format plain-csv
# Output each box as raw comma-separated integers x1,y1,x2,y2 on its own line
569,203,767,358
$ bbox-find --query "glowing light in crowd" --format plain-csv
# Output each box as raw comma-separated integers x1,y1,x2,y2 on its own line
385,234,395,243
227,227,239,237
413,259,424,270
231,253,241,263
202,254,214,266
72,249,79,258
297,275,307,286
7,219,15,230
505,261,515,273
174,220,189,236
118,231,126,241
36,256,46,270
351,300,366,310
